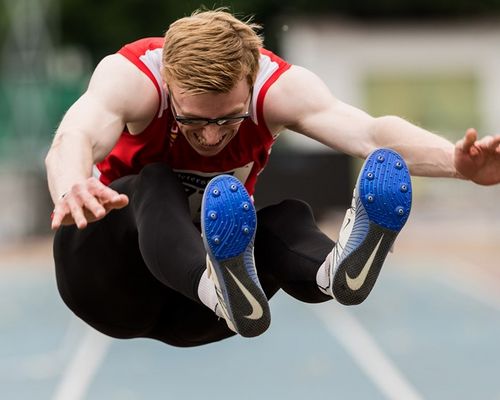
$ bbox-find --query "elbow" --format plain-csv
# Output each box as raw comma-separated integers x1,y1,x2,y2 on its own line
373,115,403,134
369,115,405,151
45,132,63,169
45,144,54,169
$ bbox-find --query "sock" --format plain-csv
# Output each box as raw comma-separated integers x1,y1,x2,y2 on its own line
197,268,222,317
316,251,333,295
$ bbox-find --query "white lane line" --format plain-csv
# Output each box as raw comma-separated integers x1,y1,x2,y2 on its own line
0,316,84,380
312,304,424,400
52,324,112,400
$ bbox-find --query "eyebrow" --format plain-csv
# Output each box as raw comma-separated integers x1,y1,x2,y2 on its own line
171,92,251,119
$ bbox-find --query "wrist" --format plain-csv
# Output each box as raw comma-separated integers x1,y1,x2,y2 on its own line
451,148,468,180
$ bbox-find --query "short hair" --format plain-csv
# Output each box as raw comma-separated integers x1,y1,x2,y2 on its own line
162,8,263,95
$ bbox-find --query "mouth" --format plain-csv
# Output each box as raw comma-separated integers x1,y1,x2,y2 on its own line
193,132,225,148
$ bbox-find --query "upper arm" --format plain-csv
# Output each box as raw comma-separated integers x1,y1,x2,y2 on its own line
54,54,159,162
264,65,377,158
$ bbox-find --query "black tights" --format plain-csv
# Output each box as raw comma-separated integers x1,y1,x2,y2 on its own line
54,163,333,347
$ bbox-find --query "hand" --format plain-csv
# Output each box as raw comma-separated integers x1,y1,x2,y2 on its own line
51,177,129,230
454,128,500,186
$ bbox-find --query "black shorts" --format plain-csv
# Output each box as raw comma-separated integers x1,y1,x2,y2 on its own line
54,163,333,347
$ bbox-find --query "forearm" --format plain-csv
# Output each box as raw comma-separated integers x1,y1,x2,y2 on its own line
45,131,95,203
372,116,463,178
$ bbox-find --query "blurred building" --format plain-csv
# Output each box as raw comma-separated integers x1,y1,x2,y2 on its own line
280,17,500,141
270,17,500,211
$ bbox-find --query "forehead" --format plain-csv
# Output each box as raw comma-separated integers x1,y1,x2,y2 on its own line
170,79,251,116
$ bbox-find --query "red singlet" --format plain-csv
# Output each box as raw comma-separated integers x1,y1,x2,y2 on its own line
95,38,291,220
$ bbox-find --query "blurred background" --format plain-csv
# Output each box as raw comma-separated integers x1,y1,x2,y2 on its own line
1,1,500,399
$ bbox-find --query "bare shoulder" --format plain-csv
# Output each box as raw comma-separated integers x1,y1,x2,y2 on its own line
263,65,336,133
87,54,159,123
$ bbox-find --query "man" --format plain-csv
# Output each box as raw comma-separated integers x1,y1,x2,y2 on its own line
46,9,500,344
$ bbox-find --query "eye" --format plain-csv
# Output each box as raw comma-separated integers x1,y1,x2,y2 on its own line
219,117,246,126
180,118,206,126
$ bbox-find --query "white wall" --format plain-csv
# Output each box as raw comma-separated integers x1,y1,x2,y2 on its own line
277,17,500,208
278,18,500,147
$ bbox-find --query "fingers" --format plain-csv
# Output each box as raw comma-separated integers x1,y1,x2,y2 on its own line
80,190,107,219
474,134,500,153
94,187,129,212
51,177,129,230
461,128,478,156
491,134,500,154
66,192,90,229
87,178,128,207
456,128,488,157
105,194,129,209
98,189,129,208
51,201,70,230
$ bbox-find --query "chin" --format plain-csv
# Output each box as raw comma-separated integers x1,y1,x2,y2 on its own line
192,143,227,157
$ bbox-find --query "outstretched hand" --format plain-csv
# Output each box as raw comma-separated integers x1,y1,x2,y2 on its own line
454,128,500,186
51,177,129,230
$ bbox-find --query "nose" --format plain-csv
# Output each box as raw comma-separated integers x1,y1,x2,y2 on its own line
199,124,224,145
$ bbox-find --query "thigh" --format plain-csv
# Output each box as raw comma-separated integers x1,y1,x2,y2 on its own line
53,172,234,346
128,163,207,302
54,191,168,338
56,221,240,346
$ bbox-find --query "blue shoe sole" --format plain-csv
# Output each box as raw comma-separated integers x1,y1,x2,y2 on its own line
202,175,256,260
201,175,270,337
358,148,412,232
331,148,412,305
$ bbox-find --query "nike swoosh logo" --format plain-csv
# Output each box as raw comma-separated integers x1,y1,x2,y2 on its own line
345,235,384,291
227,269,264,320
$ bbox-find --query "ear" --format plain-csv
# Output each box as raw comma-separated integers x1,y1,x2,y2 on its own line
160,69,169,92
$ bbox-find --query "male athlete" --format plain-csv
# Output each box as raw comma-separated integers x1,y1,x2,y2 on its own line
46,9,500,344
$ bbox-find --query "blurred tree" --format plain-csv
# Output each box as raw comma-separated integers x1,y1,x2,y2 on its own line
57,0,500,64
0,2,6,46
58,0,284,62
287,0,500,17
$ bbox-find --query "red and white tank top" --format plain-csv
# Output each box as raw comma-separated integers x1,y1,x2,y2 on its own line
95,37,291,220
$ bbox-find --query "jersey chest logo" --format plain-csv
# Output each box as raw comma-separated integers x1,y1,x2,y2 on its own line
173,162,254,222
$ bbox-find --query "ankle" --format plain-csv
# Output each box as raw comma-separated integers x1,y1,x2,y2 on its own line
316,251,333,296
197,268,219,314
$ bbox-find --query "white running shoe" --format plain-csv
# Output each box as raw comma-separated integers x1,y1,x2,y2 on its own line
201,175,271,337
319,148,412,305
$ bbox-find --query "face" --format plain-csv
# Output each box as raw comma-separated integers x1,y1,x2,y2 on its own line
168,80,252,157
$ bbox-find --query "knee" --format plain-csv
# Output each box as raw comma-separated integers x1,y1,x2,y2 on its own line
258,199,315,228
138,163,177,184
133,163,188,210
136,163,186,194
